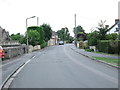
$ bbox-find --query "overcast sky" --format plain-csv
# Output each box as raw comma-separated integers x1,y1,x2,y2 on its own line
0,0,119,36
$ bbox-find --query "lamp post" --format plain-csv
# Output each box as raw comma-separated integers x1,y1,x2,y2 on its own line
26,16,36,47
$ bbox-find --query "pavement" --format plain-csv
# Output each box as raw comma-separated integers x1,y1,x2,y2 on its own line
0,49,46,89
71,46,119,59
4,44,118,88
70,45,120,68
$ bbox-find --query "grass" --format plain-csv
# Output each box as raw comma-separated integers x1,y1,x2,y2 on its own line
93,56,119,66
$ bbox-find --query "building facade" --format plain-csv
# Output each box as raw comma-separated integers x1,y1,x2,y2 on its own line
0,26,10,42
48,31,60,46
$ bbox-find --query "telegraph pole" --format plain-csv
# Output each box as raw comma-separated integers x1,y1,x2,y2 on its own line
74,14,77,47
75,14,76,29
37,17,39,26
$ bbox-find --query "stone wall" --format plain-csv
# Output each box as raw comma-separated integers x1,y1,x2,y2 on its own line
3,45,27,59
0,41,20,46
28,45,41,53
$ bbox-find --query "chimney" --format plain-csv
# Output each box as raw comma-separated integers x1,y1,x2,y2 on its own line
115,19,119,24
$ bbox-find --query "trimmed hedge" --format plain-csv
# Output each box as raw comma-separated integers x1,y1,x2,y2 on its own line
96,40,120,54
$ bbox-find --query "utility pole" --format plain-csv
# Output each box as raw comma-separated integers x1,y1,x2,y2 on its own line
118,2,120,40
37,17,39,26
75,14,76,29
74,14,77,47
118,1,120,19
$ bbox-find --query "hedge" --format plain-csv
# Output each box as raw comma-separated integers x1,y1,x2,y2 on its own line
41,40,47,49
96,40,120,54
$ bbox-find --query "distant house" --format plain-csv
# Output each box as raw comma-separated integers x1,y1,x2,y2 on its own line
48,31,60,46
0,26,11,42
0,26,20,46
108,19,120,34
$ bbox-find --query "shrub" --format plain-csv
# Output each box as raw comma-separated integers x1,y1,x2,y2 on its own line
87,31,100,46
41,40,47,48
85,49,94,52
96,40,120,54
84,46,89,50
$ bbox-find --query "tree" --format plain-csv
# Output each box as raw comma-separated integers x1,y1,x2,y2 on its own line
27,26,45,45
10,33,25,44
77,32,87,41
27,30,40,46
57,27,73,43
73,25,85,35
57,28,66,41
87,31,100,46
68,36,74,43
97,20,110,40
40,24,52,42
37,27,45,44
73,25,86,41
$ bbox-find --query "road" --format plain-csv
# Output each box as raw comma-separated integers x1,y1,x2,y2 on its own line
6,44,118,88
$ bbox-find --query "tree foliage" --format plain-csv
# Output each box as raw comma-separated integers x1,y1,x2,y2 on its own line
73,25,86,41
97,20,110,40
27,26,45,46
28,26,45,45
87,31,100,46
40,24,52,42
73,25,84,34
10,33,25,44
28,30,40,46
57,27,73,43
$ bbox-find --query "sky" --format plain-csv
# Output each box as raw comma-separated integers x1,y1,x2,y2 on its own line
0,0,119,36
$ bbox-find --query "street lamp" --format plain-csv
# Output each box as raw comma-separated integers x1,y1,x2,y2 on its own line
26,16,36,47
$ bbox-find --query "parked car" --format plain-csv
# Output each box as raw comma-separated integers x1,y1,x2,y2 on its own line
0,46,5,60
59,41,64,45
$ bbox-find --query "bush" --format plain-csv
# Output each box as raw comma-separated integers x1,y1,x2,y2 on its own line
66,40,69,43
85,49,94,52
87,31,100,46
84,46,89,50
41,40,47,48
96,40,120,54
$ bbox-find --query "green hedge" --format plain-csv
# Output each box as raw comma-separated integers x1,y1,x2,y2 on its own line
41,40,47,49
96,40,120,54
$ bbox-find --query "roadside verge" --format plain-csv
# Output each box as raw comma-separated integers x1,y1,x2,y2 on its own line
71,47,120,69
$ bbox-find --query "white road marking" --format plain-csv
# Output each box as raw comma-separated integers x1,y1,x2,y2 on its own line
2,55,36,89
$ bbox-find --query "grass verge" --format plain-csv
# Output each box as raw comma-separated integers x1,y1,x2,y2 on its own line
95,51,119,56
93,56,119,66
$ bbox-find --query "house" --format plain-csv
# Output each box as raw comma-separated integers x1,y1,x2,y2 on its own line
0,26,27,59
108,19,120,34
48,31,60,46
0,26,11,42
0,26,20,46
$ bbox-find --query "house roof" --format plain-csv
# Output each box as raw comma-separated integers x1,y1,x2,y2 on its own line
108,19,120,33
